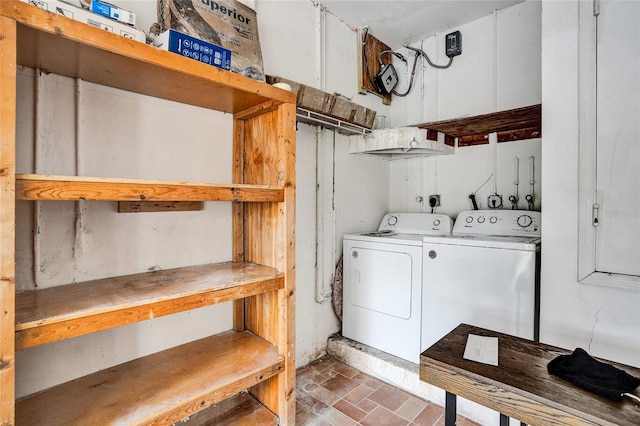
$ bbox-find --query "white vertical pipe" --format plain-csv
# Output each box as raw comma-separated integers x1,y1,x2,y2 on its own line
420,39,426,122
529,155,536,196
490,132,498,194
314,4,333,303
513,156,520,205
314,3,324,303
493,9,499,111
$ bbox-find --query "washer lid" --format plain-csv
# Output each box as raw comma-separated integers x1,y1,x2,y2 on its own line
422,233,540,250
344,232,425,246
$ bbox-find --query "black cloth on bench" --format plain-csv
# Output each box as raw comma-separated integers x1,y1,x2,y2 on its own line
547,347,640,401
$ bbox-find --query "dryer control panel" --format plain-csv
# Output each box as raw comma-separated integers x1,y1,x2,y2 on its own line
378,213,453,235
453,210,541,237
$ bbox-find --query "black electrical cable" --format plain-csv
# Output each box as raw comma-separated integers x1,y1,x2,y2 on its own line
468,173,492,210
390,43,455,97
403,44,454,69
391,50,420,97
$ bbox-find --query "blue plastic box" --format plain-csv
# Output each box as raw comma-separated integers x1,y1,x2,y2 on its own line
154,29,232,71
90,0,135,26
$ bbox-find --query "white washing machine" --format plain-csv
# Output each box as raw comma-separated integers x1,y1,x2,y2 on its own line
421,210,541,353
343,213,453,363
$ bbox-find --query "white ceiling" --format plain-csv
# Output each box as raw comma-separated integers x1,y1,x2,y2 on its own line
320,0,525,48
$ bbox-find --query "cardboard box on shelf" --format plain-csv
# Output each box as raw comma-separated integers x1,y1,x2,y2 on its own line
22,0,145,42
158,0,264,81
154,29,231,71
267,76,377,129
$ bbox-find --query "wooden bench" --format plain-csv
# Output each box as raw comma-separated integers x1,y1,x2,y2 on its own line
420,324,640,426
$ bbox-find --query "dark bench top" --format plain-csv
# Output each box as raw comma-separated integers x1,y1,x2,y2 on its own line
420,324,640,426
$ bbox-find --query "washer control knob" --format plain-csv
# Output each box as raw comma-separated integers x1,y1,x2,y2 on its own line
433,219,441,226
477,216,485,223
517,215,533,228
352,251,358,258
490,216,498,224
387,215,398,226
428,250,437,259
465,216,473,223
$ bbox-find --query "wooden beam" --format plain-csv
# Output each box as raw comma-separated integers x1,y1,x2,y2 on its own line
358,30,392,104
0,15,16,425
16,174,284,202
117,201,203,213
418,104,542,146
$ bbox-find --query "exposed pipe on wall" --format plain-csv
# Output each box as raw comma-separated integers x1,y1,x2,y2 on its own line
493,9,499,112
314,4,334,303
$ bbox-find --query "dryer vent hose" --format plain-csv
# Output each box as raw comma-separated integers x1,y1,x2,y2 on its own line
332,255,344,321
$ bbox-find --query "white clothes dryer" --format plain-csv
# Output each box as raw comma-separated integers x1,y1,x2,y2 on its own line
342,213,453,363
421,210,541,353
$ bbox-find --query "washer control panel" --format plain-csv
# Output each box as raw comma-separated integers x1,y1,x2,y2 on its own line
453,210,541,237
378,213,453,235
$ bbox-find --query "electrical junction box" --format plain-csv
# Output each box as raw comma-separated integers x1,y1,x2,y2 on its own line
446,30,462,58
374,63,398,95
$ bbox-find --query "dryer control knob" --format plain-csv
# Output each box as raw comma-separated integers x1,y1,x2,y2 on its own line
433,219,441,226
517,215,533,228
387,215,398,226
428,250,437,259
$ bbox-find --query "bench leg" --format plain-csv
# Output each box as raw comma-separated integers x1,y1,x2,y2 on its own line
500,414,509,426
445,391,457,426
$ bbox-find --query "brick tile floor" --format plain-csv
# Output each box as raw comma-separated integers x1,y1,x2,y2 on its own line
295,356,481,426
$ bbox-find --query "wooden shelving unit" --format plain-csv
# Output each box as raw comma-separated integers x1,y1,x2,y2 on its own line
0,1,296,424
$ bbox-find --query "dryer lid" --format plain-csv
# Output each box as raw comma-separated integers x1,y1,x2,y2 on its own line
378,213,453,235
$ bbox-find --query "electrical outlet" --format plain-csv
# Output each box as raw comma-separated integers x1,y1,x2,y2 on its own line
488,194,503,209
428,195,441,207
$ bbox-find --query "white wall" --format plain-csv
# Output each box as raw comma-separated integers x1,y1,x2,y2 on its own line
389,0,541,217
541,0,640,366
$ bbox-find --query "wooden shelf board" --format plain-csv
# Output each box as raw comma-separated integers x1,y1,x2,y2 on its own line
16,330,284,425
16,174,284,202
417,104,541,145
16,262,283,349
0,1,295,114
178,391,278,425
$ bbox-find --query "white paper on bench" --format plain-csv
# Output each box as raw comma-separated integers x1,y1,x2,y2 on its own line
463,334,499,366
